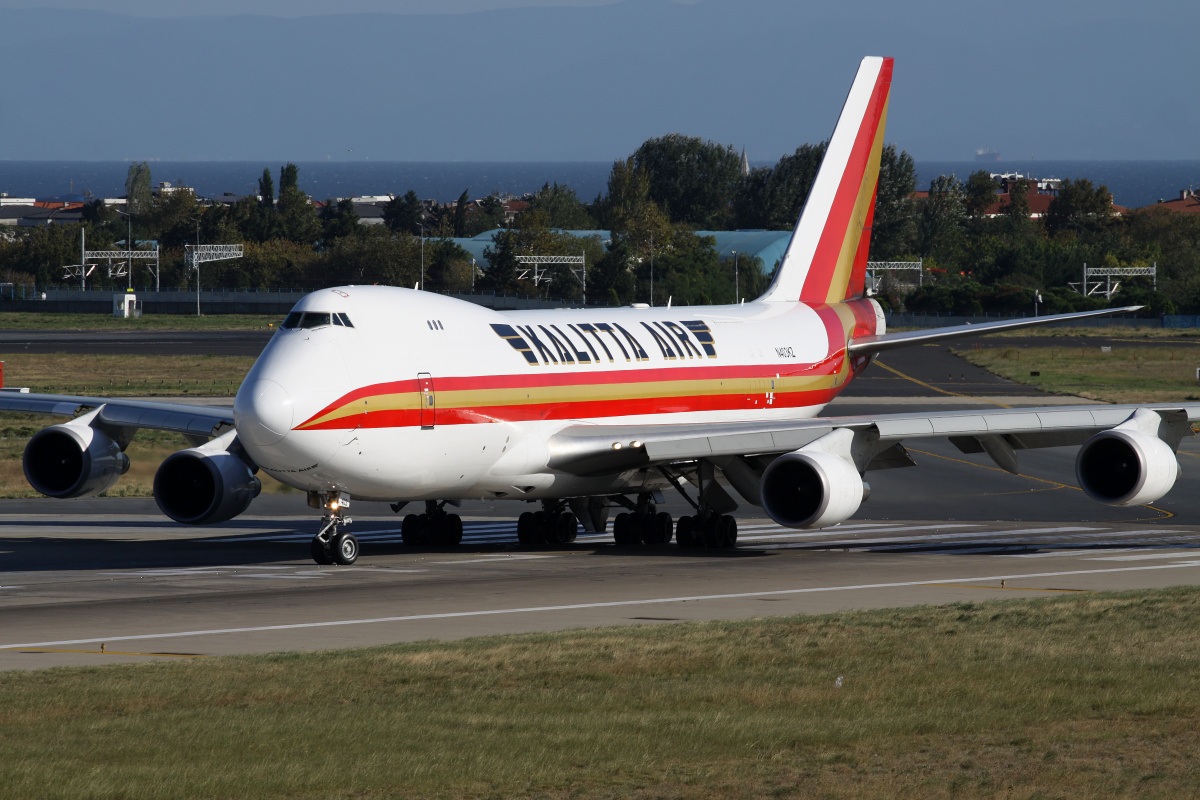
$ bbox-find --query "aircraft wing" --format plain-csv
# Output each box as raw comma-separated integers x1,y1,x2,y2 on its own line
847,306,1143,356
547,402,1200,478
0,392,234,439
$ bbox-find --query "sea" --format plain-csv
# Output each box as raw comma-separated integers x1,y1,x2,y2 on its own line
1,159,1197,211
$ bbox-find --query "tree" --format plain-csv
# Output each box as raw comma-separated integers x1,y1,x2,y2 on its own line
917,175,966,264
321,198,360,246
124,162,152,216
600,157,673,260
963,170,997,219
1045,178,1113,236
462,195,507,238
383,190,423,236
1004,177,1031,227
277,163,319,244
731,142,827,230
525,182,596,230
258,168,275,209
869,144,917,259
632,134,742,228
452,189,470,238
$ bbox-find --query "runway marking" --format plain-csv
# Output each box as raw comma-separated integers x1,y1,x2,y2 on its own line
920,583,1096,593
1009,548,1138,558
1086,550,1200,562
4,563,1200,651
430,555,558,565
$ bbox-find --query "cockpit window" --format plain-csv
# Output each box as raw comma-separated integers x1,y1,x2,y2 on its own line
300,312,332,329
282,311,349,330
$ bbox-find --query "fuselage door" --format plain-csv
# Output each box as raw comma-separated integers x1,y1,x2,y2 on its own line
417,372,436,429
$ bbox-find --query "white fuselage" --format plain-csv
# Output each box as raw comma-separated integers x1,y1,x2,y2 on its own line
233,286,883,502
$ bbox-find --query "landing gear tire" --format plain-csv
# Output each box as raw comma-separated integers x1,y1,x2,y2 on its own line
330,531,359,565
560,512,579,544
700,515,738,548
310,536,334,565
402,513,424,546
517,511,538,546
442,513,463,546
676,515,696,548
641,511,673,545
613,512,636,546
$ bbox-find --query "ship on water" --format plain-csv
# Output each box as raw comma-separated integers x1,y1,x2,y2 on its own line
975,148,1001,162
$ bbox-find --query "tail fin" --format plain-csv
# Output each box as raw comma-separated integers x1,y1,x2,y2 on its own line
759,56,893,304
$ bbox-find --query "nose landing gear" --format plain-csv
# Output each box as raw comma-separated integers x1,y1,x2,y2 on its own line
310,491,357,565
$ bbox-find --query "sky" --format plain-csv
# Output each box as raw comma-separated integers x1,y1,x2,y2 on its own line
0,0,1196,163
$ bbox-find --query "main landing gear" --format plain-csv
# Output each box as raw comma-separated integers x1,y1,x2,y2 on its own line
611,493,674,546
517,500,579,547
310,491,358,566
401,500,464,547
660,463,740,549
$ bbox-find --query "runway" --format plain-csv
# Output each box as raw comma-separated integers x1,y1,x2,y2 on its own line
2,327,1198,671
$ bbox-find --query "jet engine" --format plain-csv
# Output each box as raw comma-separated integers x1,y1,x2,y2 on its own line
760,448,865,529
154,438,261,525
1076,427,1180,507
23,421,129,499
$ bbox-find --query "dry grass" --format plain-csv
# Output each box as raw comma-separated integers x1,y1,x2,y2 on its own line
0,353,255,396
957,344,1200,403
1,588,1199,798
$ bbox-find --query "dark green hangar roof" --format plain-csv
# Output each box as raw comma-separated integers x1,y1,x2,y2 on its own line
450,229,792,273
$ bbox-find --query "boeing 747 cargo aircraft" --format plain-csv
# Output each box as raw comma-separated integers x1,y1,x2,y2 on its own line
5,57,1194,565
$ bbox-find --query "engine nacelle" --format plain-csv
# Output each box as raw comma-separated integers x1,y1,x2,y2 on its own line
23,422,129,499
154,447,261,525
760,448,865,529
1076,428,1180,507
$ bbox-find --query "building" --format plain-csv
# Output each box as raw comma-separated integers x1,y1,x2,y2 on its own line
1151,189,1200,214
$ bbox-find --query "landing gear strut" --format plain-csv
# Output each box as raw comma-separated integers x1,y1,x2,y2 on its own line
611,493,674,546
516,500,579,547
310,491,358,565
401,500,464,547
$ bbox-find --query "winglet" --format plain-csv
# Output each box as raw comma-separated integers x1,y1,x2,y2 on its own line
759,57,893,304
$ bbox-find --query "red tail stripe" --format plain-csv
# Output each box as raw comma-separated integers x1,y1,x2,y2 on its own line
799,58,893,302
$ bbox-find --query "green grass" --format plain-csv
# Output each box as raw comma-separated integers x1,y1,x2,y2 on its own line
956,344,1200,403
0,312,280,330
2,587,1199,798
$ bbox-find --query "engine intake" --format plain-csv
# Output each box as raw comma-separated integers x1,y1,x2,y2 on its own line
154,446,261,525
23,422,129,499
760,448,864,529
1076,428,1179,507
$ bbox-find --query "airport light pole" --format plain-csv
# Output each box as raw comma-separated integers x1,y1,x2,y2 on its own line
648,232,654,306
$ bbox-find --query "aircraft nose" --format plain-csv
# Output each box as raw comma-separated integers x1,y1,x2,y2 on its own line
235,378,294,448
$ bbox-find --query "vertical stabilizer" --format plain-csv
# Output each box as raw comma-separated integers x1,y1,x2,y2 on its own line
759,57,893,304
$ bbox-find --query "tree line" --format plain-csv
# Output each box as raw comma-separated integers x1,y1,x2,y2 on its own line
1,142,1195,313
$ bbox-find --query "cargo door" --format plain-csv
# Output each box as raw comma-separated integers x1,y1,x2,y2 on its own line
417,372,436,429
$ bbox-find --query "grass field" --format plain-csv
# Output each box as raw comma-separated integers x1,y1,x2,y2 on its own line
1,587,1197,798
0,312,280,330
0,353,256,397
956,345,1200,403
